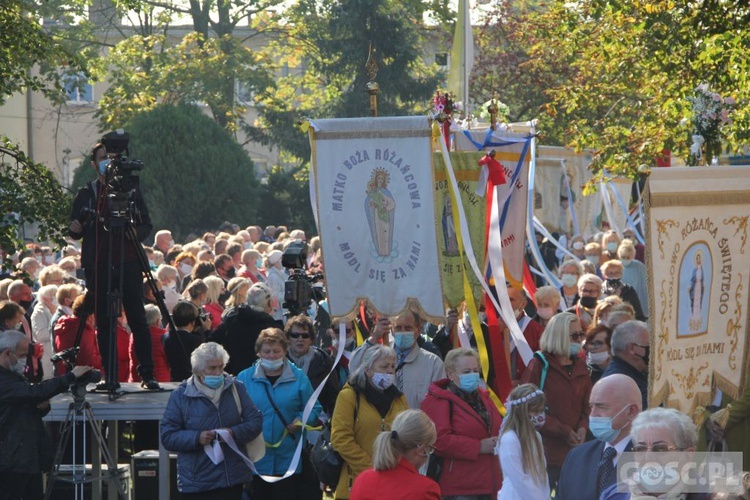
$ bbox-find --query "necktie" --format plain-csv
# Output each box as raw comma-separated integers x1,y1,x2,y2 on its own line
396,352,406,391
597,446,618,495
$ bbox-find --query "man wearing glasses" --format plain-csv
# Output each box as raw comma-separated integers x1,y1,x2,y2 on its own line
0,330,93,499
601,320,651,411
566,273,603,331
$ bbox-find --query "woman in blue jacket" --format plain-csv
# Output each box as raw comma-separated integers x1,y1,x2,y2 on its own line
237,327,322,499
161,342,263,500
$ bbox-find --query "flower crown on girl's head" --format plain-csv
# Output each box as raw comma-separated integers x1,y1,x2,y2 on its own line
505,389,544,407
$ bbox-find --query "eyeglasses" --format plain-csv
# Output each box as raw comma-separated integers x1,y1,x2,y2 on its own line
289,333,311,339
586,340,606,350
581,288,600,296
633,444,680,453
419,444,435,455
570,331,585,341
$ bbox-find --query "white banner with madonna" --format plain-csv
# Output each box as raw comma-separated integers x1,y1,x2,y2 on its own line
646,166,750,413
308,116,444,322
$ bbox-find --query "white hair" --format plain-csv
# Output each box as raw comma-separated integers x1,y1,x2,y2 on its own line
190,342,230,373
0,330,26,353
611,320,648,355
631,407,697,450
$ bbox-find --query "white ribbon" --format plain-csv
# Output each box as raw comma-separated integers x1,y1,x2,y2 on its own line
204,324,347,483
599,178,622,237
439,135,533,364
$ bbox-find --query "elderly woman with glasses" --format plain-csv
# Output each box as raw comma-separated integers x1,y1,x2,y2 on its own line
160,342,263,500
520,312,593,492
600,407,700,499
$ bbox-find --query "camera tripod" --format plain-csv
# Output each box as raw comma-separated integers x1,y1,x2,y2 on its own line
44,383,126,500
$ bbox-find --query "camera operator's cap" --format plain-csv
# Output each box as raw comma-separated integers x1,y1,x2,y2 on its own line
267,250,283,265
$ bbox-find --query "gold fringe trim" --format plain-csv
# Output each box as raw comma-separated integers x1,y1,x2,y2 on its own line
714,372,741,401
329,297,445,326
650,191,750,208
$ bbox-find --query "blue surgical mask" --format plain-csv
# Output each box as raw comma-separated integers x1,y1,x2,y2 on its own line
10,355,27,375
587,255,600,265
561,274,578,288
569,342,582,357
260,358,285,371
606,242,618,253
393,331,415,351
457,372,480,392
621,258,633,267
203,374,224,389
255,258,263,268
98,159,109,176
589,405,630,443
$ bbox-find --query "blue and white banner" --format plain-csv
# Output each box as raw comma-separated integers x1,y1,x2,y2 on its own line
309,116,444,321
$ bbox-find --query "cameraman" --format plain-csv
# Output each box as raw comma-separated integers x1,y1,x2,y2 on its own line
68,142,159,390
0,330,93,499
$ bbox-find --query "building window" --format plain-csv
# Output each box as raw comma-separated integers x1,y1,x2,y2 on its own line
235,79,256,106
63,73,93,104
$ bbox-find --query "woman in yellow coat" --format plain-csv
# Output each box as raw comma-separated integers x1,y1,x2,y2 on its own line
330,344,409,499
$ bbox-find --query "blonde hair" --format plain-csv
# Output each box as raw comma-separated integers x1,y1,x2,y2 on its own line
600,259,623,277
225,277,250,308
372,409,436,471
501,384,547,486
534,286,560,306
255,327,289,353
203,276,224,305
539,312,577,356
592,296,622,326
443,347,479,376
617,239,636,260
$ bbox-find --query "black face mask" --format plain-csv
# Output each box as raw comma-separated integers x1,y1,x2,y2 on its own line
606,278,622,289
638,345,650,368
225,267,236,279
219,290,231,305
19,299,33,311
579,296,598,309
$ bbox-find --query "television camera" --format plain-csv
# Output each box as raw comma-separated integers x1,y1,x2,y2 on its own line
281,239,325,317
100,130,144,219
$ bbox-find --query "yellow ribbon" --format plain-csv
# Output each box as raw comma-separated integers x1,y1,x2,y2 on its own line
264,423,323,448
443,147,506,417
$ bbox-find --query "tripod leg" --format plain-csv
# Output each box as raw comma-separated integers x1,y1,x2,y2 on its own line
44,405,77,500
84,405,126,500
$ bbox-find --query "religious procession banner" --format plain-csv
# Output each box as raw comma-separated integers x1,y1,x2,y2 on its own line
646,166,750,413
309,116,444,322
455,129,531,288
433,151,486,308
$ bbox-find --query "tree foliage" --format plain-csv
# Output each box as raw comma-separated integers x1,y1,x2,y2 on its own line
0,139,71,256
523,0,750,187
251,0,447,162
255,163,316,235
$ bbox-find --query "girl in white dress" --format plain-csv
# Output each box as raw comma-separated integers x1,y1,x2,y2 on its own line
496,384,551,500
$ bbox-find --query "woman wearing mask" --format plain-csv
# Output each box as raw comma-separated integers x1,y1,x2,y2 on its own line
600,261,646,321
238,249,266,284
584,324,613,384
202,276,226,329
569,235,586,260
237,328,322,499
617,240,649,319
420,348,502,499
532,286,561,328
583,242,603,274
558,259,583,310
601,230,621,265
350,409,440,500
161,342,263,500
264,250,287,322
497,384,550,500
331,344,409,499
566,273,602,332
156,264,181,314
31,284,57,378
520,312,592,492
174,251,196,292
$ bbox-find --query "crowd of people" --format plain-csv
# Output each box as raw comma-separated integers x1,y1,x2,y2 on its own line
0,208,748,499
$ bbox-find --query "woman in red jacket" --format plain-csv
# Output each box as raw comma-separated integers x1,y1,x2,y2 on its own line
421,347,503,499
520,312,592,493
350,409,440,500
53,294,103,375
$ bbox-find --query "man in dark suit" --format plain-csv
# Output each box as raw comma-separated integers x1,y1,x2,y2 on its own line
557,374,643,500
601,320,650,410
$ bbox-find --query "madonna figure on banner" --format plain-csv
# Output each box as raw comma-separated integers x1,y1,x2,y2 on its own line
441,196,459,256
678,244,712,337
365,168,396,258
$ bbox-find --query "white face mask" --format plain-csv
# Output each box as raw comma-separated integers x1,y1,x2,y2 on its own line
260,358,284,371
371,372,394,390
572,241,584,250
537,307,555,320
587,350,610,366
179,263,193,275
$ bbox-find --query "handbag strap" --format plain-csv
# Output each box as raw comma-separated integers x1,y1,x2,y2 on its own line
231,383,242,417
262,382,296,441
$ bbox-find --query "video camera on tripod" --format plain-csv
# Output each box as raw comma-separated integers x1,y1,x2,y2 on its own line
50,347,103,398
100,130,144,219
281,240,325,317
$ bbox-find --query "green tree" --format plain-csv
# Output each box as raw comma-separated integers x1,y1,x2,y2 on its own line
524,0,750,188
252,0,446,163
71,104,261,240
256,164,316,235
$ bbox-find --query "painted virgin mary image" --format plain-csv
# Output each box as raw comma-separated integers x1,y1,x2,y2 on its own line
688,250,705,332
442,195,459,256
365,168,396,257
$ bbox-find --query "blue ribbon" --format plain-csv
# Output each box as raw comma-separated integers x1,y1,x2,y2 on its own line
462,129,526,151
